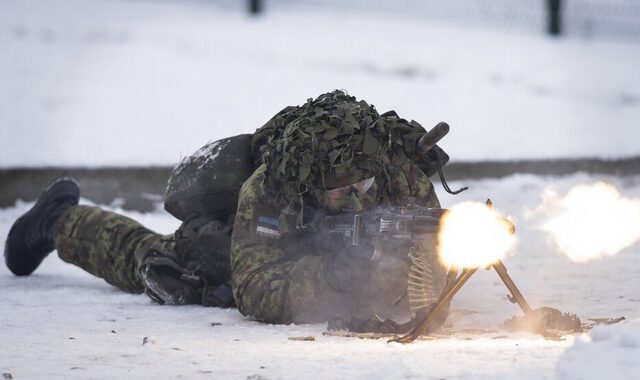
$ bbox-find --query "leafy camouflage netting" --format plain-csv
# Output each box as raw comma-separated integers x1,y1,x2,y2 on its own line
252,90,447,201
165,90,449,220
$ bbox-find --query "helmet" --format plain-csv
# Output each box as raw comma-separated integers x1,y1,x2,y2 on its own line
253,90,386,204
251,90,440,211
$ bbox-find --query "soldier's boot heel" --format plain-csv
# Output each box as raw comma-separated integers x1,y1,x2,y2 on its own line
4,176,80,275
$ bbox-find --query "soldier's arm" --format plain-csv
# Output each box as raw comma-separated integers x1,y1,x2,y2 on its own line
230,166,369,324
230,160,439,324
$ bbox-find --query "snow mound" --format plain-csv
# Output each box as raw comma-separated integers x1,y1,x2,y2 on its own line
556,321,640,379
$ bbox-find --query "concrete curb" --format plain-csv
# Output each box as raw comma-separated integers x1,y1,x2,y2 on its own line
2,157,639,211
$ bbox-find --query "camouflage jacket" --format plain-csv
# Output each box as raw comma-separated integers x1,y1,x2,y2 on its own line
230,162,440,324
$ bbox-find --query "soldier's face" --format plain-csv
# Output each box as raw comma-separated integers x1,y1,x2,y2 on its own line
315,176,377,212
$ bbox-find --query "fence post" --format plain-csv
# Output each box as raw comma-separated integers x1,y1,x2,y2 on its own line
547,0,562,36
249,0,263,15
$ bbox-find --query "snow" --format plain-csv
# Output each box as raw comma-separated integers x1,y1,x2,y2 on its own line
1,0,640,167
557,321,640,380
3,173,640,379
192,140,224,161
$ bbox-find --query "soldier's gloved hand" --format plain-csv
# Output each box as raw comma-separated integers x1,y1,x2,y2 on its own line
135,248,201,305
346,239,381,261
347,238,409,262
323,243,378,293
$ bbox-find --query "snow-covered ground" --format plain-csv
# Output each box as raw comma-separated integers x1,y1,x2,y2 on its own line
2,173,640,379
1,0,639,167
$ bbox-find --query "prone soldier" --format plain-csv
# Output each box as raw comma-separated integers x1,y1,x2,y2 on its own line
4,90,454,328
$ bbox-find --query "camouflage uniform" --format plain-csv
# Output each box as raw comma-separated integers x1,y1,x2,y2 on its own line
52,90,444,325
55,207,232,305
55,206,173,294
231,163,439,324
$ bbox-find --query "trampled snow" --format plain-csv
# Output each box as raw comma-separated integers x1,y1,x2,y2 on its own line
1,0,640,167
2,174,640,379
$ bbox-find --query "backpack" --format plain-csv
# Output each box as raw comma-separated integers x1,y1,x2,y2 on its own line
164,134,255,221
156,134,256,307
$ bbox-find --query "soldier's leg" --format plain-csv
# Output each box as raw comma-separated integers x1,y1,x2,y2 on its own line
55,205,174,294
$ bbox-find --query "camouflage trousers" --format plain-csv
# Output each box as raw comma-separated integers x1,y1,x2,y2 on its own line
55,205,175,294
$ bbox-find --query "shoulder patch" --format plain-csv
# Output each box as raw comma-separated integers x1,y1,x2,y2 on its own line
256,216,280,238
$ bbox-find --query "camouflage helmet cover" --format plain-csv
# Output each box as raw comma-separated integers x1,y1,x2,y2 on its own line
251,90,428,200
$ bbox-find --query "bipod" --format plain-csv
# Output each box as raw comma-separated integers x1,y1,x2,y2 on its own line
390,260,560,344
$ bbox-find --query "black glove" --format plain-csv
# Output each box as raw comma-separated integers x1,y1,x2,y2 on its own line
323,245,377,294
135,248,201,305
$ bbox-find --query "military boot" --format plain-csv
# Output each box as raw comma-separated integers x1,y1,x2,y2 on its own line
4,176,80,275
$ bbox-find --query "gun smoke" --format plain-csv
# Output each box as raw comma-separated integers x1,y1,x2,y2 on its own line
533,182,640,263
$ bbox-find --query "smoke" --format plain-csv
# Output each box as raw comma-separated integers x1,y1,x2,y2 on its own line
438,202,517,269
534,182,640,263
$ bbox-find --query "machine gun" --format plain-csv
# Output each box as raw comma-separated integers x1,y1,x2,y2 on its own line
320,202,580,343
321,205,445,261
317,204,451,321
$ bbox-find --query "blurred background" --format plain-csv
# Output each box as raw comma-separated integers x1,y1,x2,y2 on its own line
1,0,639,209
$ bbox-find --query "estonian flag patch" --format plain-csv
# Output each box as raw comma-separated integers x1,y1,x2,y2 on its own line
256,216,280,238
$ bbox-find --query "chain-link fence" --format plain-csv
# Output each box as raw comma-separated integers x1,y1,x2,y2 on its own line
239,0,640,41
564,0,640,39
271,0,545,34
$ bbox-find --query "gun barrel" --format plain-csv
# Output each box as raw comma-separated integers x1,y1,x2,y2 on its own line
416,122,450,156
